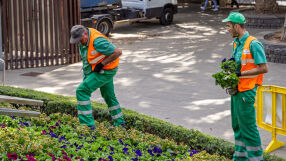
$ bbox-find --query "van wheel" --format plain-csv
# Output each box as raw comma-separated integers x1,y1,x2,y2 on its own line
160,8,173,25
96,18,112,36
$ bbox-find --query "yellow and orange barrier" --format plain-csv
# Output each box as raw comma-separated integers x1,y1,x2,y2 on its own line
256,85,286,152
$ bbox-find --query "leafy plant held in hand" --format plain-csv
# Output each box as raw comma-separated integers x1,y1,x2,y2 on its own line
212,58,240,89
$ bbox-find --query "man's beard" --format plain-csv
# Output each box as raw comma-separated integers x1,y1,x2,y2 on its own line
232,30,239,38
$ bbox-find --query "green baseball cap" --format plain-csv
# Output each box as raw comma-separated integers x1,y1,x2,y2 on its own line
222,12,246,24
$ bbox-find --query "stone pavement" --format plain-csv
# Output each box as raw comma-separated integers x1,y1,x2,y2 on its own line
2,3,286,159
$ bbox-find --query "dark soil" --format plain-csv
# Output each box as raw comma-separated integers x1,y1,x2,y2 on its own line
265,31,286,43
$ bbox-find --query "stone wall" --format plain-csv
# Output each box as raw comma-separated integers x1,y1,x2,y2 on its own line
237,8,285,29
264,44,286,64
255,31,286,64
246,17,284,29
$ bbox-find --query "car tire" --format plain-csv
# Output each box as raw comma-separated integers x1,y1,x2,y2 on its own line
159,8,173,25
96,18,112,36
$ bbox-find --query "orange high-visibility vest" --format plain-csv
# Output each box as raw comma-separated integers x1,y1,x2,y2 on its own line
233,36,264,92
87,28,119,71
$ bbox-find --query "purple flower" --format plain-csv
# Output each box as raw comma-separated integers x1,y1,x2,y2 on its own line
224,65,228,69
132,158,138,161
153,146,162,153
190,150,199,157
148,149,154,156
7,153,18,160
119,139,124,145
108,155,113,161
59,136,66,142
73,142,78,147
99,159,107,161
229,57,235,61
123,147,129,155
60,145,67,148
109,146,114,151
10,116,16,119
48,132,58,138
222,58,226,62
135,149,142,156
77,145,83,150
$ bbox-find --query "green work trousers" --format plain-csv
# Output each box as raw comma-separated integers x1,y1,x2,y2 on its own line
76,70,124,127
231,87,263,161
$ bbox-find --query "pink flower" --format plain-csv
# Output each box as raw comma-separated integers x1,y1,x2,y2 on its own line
50,126,56,129
26,155,37,161
42,130,46,135
1,125,8,128
8,153,18,160
61,150,67,156
63,157,71,161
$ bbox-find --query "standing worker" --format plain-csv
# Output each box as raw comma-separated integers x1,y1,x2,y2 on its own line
70,25,125,130
222,12,268,161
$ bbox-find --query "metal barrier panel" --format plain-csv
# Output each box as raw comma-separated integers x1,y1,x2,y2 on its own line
257,85,286,152
0,0,81,69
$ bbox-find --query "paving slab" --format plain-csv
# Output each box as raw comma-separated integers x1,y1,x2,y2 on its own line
1,3,286,159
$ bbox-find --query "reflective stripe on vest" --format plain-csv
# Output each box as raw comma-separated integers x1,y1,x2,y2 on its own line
233,36,264,92
87,28,119,70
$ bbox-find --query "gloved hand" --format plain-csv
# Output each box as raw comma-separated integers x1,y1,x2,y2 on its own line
94,62,104,73
235,71,241,77
226,87,238,96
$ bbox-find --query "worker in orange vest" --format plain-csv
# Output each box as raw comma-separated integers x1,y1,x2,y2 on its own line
70,25,125,130
222,12,268,161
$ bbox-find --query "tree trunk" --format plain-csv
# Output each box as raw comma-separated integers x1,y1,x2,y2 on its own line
282,13,286,41
255,0,279,13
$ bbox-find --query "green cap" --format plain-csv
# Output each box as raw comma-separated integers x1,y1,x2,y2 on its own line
222,12,246,24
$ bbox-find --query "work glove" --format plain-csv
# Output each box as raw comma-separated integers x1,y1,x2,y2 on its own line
235,71,241,77
94,62,104,73
226,87,238,96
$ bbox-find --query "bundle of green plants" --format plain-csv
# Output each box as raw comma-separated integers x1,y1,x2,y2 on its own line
212,58,240,89
0,113,230,161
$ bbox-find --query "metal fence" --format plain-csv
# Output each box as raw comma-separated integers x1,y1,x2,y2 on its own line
1,0,81,70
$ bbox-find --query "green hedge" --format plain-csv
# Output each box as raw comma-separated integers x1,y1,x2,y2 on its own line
0,86,284,161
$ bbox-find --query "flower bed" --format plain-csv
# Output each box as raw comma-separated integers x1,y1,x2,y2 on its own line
0,86,284,161
0,113,229,161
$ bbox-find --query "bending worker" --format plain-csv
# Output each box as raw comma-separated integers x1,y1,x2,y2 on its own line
222,12,268,161
70,25,125,130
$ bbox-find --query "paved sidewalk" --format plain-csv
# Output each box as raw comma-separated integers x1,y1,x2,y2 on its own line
2,3,286,159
